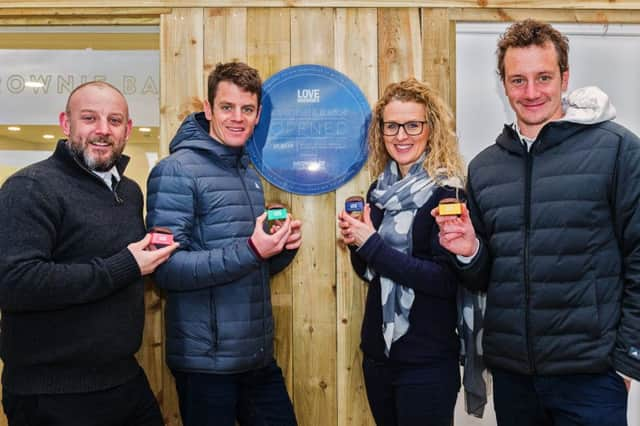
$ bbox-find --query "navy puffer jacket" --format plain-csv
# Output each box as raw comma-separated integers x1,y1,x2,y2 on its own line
146,112,294,373
458,119,640,380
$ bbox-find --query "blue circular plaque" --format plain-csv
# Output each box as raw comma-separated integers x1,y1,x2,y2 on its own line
248,64,370,195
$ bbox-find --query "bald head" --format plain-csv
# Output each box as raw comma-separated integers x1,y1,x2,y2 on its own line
65,81,129,119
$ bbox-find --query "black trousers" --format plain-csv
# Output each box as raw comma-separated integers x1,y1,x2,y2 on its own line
2,368,163,426
362,356,460,426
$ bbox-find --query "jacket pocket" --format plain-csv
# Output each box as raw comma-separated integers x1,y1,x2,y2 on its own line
166,290,215,357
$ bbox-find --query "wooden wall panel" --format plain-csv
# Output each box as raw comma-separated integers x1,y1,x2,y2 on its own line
422,8,455,106
136,280,165,414
377,8,422,91
334,9,377,426
204,7,247,81
159,9,204,426
290,8,338,426
160,8,204,158
247,6,295,395
248,8,291,79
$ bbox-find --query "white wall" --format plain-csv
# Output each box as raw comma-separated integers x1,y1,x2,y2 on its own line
455,22,640,426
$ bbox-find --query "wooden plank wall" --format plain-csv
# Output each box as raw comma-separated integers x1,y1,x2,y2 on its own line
2,3,640,426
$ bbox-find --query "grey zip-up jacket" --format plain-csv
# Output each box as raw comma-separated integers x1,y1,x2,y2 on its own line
146,112,295,373
457,87,640,380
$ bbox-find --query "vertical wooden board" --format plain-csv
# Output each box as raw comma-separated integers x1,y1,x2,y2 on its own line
448,16,457,116
291,8,334,68
421,8,454,106
377,8,422,92
334,8,377,426
248,8,291,79
136,280,164,410
290,7,338,426
204,7,247,87
160,8,204,426
247,6,295,395
160,8,204,158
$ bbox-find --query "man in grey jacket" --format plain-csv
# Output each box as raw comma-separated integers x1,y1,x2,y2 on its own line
146,62,301,426
432,19,639,426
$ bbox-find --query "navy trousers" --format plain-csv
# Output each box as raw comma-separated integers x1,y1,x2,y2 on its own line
2,368,163,426
492,367,628,426
362,356,460,426
173,359,297,426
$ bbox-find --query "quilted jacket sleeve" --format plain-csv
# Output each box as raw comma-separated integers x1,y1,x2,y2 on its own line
611,129,640,381
146,158,261,292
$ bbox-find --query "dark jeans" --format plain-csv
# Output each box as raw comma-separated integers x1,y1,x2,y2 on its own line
492,367,628,426
2,368,163,426
362,356,460,426
173,359,297,426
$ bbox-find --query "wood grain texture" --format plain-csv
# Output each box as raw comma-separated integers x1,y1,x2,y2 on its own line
0,32,158,49
160,8,204,158
377,8,422,92
449,7,640,22
247,5,295,396
159,9,204,426
335,8,377,426
290,9,338,425
6,1,640,10
204,7,247,83
422,8,454,106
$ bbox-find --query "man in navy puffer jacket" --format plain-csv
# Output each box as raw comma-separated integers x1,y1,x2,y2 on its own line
433,19,640,426
147,62,302,426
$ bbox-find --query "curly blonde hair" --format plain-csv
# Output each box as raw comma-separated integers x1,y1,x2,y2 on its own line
368,78,465,186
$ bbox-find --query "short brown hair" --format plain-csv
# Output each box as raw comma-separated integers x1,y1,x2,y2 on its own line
496,19,569,81
368,78,464,182
207,62,262,107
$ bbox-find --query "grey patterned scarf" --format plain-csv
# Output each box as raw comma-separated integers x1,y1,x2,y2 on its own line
368,155,435,356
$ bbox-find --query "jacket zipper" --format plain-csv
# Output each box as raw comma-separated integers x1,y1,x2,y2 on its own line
237,161,268,362
71,155,123,204
523,144,536,374
110,178,124,204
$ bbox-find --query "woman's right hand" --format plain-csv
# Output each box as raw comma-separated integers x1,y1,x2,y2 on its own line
338,204,375,248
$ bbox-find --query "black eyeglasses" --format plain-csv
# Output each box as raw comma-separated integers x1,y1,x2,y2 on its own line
381,121,427,136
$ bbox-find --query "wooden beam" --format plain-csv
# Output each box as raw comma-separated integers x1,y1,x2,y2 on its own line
0,16,160,25
290,8,338,426
0,33,159,49
449,7,640,22
159,12,204,423
5,1,640,10
0,7,168,25
247,4,294,399
335,8,377,426
0,7,170,15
